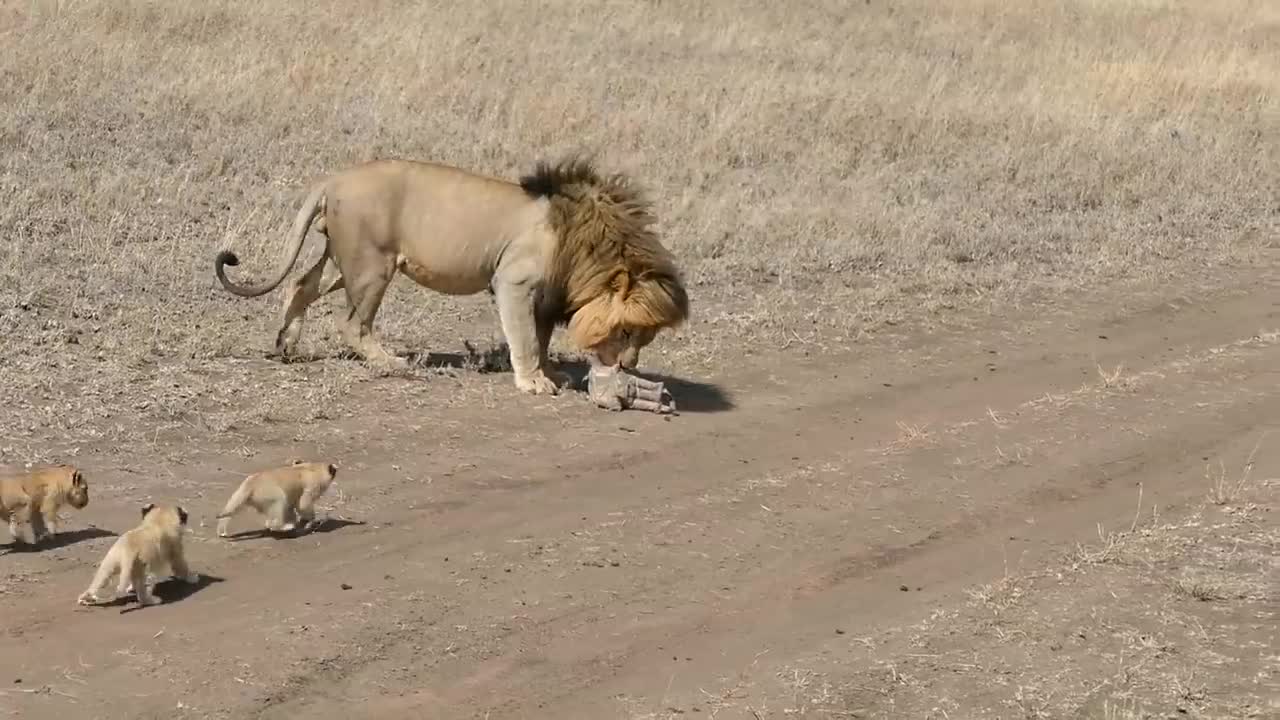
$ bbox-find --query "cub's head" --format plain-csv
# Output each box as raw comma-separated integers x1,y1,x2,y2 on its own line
140,503,189,528
284,458,335,481
65,468,89,509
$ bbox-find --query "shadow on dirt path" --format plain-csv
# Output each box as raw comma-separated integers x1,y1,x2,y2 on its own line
0,262,1276,720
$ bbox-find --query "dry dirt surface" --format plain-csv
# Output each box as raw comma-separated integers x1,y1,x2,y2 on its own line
2,262,1277,720
2,0,1278,718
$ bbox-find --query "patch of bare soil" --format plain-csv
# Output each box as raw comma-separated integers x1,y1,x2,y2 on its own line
0,258,1276,720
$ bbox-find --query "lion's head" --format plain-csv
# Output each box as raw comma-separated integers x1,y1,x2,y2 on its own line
62,467,90,509
522,157,690,370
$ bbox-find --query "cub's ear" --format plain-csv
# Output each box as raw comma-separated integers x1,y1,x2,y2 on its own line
141,503,156,517
328,463,338,478
71,470,86,487
178,507,189,525
290,458,304,466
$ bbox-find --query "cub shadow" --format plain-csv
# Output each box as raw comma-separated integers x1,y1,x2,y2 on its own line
0,526,116,554
410,347,735,414
220,517,366,542
113,574,226,614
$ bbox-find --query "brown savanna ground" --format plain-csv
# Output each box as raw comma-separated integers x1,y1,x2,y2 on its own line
1,1,1277,718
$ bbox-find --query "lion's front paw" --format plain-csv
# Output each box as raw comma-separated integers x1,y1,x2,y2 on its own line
515,372,561,395
77,591,99,606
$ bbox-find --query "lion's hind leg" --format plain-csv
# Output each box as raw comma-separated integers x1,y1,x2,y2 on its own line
128,559,159,606
295,489,321,533
259,487,296,534
78,545,121,605
5,502,29,544
337,252,405,369
266,500,297,534
276,251,335,359
28,509,49,544
169,545,200,585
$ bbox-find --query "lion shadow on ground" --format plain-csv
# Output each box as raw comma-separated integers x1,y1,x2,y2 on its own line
111,574,226,614
409,348,735,414
220,517,366,542
0,526,116,554
262,343,735,413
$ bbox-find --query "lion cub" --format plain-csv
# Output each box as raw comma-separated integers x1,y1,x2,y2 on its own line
78,503,199,608
216,460,337,537
0,464,90,545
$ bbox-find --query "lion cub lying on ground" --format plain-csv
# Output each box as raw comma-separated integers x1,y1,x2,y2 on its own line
216,460,338,537
78,503,199,608
0,465,90,545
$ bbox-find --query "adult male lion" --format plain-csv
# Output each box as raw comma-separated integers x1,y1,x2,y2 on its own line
213,157,689,395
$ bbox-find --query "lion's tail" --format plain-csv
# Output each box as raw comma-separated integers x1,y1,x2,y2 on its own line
214,182,327,298
216,483,251,520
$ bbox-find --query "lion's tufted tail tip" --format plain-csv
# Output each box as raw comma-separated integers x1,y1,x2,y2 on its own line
215,250,241,267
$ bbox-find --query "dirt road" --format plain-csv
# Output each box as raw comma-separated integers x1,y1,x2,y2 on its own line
2,262,1277,719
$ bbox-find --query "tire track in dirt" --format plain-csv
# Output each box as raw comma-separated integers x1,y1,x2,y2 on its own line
0,267,1276,720
286,309,1278,719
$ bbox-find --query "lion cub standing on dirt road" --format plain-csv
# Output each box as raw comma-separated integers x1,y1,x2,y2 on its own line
216,460,338,537
0,464,90,545
78,503,199,608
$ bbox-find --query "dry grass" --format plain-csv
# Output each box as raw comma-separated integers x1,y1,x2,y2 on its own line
1,0,1277,453
653,477,1278,720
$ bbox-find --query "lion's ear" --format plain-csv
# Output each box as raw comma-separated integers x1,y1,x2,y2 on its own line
141,503,156,518
71,470,85,487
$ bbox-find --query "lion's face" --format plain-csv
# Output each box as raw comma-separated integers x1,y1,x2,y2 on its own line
590,326,659,370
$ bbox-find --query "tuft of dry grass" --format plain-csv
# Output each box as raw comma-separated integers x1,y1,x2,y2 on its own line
1,0,1277,452
723,477,1279,720
1204,431,1269,506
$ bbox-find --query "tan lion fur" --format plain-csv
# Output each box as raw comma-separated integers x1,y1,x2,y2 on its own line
0,464,90,545
216,460,337,537
77,503,198,608
213,155,688,394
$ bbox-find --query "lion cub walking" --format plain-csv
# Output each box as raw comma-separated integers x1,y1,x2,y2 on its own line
0,465,90,545
78,503,199,608
216,460,337,537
